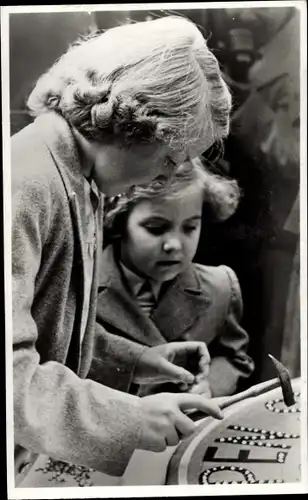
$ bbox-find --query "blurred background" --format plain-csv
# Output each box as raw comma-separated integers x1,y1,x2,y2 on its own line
9,6,301,386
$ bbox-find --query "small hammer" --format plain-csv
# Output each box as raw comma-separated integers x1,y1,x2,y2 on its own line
186,355,295,422
268,354,295,406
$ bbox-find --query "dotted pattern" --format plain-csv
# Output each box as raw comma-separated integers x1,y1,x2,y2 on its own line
215,436,291,448
265,392,301,413
277,451,288,463
199,465,284,484
227,425,300,440
35,458,95,486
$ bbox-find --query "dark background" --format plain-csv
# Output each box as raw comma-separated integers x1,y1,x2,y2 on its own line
9,7,301,386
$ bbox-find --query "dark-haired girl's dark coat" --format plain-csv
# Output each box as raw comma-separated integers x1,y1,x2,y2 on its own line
92,245,254,397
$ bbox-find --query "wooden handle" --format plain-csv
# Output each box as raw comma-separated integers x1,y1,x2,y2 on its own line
218,378,281,409
187,378,281,422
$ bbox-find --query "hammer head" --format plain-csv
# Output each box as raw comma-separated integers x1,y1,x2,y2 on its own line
268,354,295,406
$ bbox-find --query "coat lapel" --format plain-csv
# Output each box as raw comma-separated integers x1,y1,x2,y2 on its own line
36,112,103,375
97,247,166,346
98,248,213,346
151,266,212,342
79,195,105,378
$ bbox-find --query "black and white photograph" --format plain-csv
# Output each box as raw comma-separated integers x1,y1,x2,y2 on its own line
2,2,307,498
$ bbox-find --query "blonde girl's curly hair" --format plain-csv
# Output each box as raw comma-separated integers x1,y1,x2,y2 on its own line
104,157,241,241
27,16,231,154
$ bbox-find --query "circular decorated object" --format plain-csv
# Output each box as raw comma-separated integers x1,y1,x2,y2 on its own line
166,378,301,485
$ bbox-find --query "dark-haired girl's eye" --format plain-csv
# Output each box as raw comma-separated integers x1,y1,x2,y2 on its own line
143,224,168,236
183,225,198,234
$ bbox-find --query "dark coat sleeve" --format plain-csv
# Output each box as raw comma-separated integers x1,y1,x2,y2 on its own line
87,321,147,392
204,265,255,396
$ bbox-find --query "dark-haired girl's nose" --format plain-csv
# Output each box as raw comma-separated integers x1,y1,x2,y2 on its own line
163,237,182,253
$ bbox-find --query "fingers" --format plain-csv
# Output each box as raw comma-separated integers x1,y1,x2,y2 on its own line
176,393,224,420
174,411,197,438
167,341,210,362
195,370,209,384
198,353,210,378
188,379,212,398
189,386,212,399
153,344,176,363
178,382,190,391
143,437,167,453
194,343,210,377
212,396,231,408
167,342,210,376
188,382,204,395
195,342,210,362
155,357,195,385
164,425,181,447
143,342,211,387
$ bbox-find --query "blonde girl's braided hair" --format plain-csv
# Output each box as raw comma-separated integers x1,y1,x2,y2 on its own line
27,16,231,157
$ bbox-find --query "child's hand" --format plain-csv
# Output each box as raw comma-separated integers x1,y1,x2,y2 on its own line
187,378,212,398
133,341,210,386
176,343,211,394
184,357,212,397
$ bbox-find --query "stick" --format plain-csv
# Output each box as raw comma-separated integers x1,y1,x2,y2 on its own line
187,378,281,422
219,378,281,409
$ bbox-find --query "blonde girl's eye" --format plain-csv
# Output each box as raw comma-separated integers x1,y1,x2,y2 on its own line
164,157,177,175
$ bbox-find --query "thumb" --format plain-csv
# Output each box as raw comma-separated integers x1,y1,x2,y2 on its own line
157,357,195,384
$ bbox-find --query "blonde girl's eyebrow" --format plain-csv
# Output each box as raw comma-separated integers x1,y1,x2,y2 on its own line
164,156,177,167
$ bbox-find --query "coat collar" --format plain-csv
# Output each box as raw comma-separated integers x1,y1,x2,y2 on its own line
97,246,212,345
151,263,212,342
97,246,166,346
36,112,86,198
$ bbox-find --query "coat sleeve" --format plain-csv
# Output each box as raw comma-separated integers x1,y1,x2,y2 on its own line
87,321,147,392
12,171,142,477
207,266,255,397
